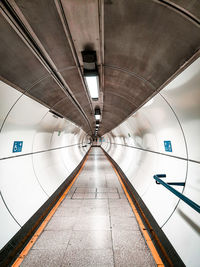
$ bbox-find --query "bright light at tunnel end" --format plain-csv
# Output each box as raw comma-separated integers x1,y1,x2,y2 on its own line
95,114,101,120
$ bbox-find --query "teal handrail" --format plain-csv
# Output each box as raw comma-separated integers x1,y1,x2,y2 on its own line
153,174,200,213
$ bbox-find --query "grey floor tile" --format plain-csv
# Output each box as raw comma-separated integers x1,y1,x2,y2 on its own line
73,182,89,187
111,216,139,231
110,205,133,216
45,216,77,230
76,187,96,193
84,192,96,199
80,206,109,217
82,199,108,208
97,187,118,193
73,216,111,230
107,183,121,189
68,230,112,249
105,174,118,179
61,248,114,267
108,199,130,207
54,206,80,217
112,230,148,250
74,187,88,193
61,199,83,208
21,248,65,267
32,230,72,249
96,192,108,199
90,182,107,188
114,248,156,267
108,192,120,199
72,193,85,199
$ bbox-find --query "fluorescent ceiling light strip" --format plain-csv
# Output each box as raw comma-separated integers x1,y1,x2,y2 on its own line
85,76,99,99
95,114,101,120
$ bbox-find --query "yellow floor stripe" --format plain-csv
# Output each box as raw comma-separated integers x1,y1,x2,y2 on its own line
12,149,90,267
103,149,165,267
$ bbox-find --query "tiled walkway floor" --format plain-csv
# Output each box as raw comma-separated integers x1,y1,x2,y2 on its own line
21,147,156,267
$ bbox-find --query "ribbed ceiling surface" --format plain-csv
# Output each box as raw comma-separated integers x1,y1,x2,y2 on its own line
0,0,200,136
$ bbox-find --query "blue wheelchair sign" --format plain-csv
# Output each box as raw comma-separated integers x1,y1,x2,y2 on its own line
164,141,172,152
13,141,23,153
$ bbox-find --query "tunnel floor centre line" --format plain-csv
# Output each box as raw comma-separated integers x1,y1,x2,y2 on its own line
13,147,158,267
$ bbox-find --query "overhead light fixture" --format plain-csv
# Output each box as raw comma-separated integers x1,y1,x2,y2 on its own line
85,75,99,99
82,50,99,100
95,108,101,120
95,115,101,120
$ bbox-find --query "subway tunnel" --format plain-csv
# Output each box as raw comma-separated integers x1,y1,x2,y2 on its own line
0,0,200,266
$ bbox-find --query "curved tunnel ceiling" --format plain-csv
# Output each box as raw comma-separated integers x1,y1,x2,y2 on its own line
0,0,200,136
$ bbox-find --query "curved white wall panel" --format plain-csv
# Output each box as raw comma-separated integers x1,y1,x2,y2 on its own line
0,81,22,130
0,81,89,250
102,58,200,266
0,156,48,225
163,57,200,162
32,151,69,196
0,93,48,159
0,195,20,249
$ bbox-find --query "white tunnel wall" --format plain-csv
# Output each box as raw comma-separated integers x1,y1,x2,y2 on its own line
0,81,90,250
102,58,200,267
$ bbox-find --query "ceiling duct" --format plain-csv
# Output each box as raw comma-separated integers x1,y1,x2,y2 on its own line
82,50,99,100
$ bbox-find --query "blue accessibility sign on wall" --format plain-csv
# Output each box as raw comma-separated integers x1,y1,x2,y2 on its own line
13,141,23,153
164,140,172,152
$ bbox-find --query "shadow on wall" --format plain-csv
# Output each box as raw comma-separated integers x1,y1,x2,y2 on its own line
178,209,200,236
